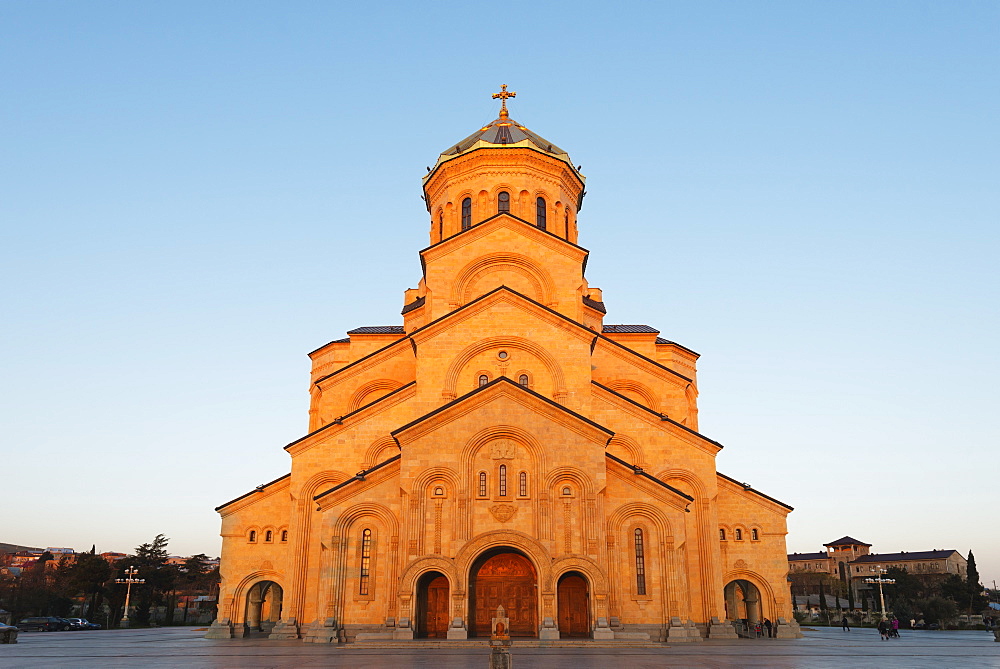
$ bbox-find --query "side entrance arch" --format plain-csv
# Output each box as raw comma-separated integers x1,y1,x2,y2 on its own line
416,571,450,638
724,579,762,624
557,571,590,638
244,581,282,635
469,549,537,637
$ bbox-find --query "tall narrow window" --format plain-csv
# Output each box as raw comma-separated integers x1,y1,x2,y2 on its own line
359,529,372,595
438,211,444,238
735,528,743,541
479,374,489,387
249,530,257,543
519,471,527,497
565,209,571,240
518,374,529,387
536,197,546,229
497,191,510,213
281,530,288,542
719,528,726,541
751,529,759,541
265,530,273,542
461,197,472,230
478,471,487,497
634,528,647,595
499,464,507,497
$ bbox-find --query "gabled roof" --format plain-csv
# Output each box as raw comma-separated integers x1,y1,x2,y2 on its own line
824,536,871,547
716,472,794,511
313,454,401,501
788,552,829,561
391,375,613,440
851,550,962,563
215,473,290,512
605,452,693,502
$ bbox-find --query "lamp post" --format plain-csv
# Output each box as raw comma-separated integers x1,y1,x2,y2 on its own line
116,567,145,628
864,566,895,621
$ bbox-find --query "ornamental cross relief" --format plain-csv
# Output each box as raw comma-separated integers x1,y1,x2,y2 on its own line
490,440,517,460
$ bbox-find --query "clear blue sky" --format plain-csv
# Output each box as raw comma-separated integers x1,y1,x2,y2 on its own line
2,2,998,585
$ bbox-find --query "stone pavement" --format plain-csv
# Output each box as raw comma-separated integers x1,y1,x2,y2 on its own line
1,626,998,669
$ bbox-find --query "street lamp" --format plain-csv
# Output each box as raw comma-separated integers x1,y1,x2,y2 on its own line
864,566,895,621
116,567,145,628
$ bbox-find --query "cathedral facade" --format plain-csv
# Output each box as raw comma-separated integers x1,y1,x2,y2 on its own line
207,90,801,643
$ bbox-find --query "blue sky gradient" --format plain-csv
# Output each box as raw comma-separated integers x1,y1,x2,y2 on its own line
2,2,998,583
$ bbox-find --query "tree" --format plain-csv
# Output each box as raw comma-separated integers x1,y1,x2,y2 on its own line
918,596,957,626
120,534,176,627
966,551,988,614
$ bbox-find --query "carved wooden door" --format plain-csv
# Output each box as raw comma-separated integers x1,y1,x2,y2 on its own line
557,574,589,638
472,553,537,637
423,575,449,638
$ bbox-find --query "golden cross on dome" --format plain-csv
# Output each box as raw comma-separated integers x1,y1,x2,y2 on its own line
492,84,516,119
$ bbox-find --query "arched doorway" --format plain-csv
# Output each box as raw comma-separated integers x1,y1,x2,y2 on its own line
557,572,590,638
469,549,537,637
244,581,282,635
724,579,762,623
416,571,450,638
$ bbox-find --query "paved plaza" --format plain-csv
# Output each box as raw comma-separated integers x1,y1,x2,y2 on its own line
1,626,998,669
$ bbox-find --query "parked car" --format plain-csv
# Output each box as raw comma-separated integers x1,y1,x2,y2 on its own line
17,617,67,632
66,618,101,630
0,622,17,643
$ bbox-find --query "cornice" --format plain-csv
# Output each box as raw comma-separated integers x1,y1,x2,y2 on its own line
314,457,401,510
421,213,588,266
313,336,412,388
592,335,692,387
716,472,794,513
605,457,691,511
216,473,291,515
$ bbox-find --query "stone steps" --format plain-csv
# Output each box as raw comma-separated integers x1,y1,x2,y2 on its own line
350,639,667,648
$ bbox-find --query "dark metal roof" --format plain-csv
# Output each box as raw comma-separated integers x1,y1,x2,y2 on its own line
313,454,402,501
400,296,425,315
446,115,568,157
851,550,961,563
285,382,416,451
346,326,406,335
788,552,829,561
653,337,701,356
602,324,659,334
824,536,871,547
582,296,607,314
605,452,694,502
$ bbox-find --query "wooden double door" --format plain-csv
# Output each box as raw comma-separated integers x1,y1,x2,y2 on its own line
418,574,449,638
557,573,590,637
471,552,537,637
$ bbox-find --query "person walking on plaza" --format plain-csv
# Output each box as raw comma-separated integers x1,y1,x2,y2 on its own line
891,617,899,638
877,619,888,640
842,615,850,631
763,618,773,638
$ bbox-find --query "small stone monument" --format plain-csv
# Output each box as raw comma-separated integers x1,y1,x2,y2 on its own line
489,605,512,669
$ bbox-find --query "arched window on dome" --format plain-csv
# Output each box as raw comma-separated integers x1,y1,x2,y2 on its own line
461,197,472,230
438,211,444,239
536,197,546,230
479,374,489,387
565,208,571,240
634,528,647,595
497,191,510,213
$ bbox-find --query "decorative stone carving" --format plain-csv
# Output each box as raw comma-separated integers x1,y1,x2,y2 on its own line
489,503,517,523
734,559,747,569
490,440,517,460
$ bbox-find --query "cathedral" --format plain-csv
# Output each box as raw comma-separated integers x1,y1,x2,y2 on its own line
207,87,801,643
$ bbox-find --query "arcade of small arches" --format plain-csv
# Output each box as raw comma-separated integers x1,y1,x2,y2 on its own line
719,526,762,542
246,526,289,544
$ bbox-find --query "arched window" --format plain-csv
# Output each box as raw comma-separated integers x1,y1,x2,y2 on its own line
359,528,372,595
518,374,529,387
499,464,507,497
497,191,510,213
438,211,444,238
248,530,257,543
519,471,527,497
478,374,489,387
536,197,546,229
634,528,647,595
565,208,570,240
281,530,288,542
478,471,487,497
751,529,759,541
265,530,273,543
461,197,472,230
735,528,743,541
719,528,726,541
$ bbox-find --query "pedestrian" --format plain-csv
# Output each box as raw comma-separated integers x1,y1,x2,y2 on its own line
763,618,773,638
841,615,850,631
877,619,888,640
891,617,899,638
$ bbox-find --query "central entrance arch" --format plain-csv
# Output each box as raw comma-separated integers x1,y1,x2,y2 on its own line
469,549,537,637
557,572,590,638
416,571,450,638
244,581,282,635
